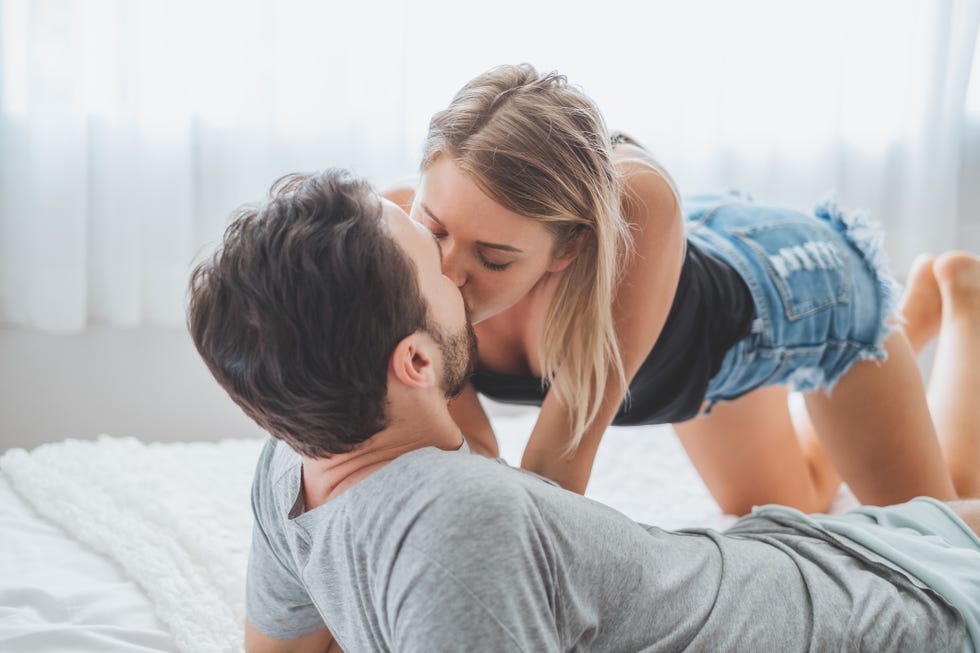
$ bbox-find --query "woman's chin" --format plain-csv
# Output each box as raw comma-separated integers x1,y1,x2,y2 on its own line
468,310,490,325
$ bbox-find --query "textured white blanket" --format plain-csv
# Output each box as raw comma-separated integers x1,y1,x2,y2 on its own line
2,436,257,653
1,414,844,653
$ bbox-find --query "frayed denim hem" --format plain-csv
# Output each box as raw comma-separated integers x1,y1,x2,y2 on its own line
783,342,891,398
809,198,905,396
693,193,909,412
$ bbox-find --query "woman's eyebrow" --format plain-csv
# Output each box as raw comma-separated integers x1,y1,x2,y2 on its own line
421,203,524,254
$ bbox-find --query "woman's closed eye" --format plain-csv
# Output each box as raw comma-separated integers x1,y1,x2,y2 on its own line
478,254,512,272
429,227,513,272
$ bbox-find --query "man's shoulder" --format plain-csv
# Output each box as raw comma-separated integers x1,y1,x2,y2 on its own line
250,437,300,518
253,437,300,482
379,448,549,536
390,447,523,497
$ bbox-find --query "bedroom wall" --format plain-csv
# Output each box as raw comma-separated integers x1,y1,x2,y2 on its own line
0,326,266,453
1,321,935,455
0,326,532,454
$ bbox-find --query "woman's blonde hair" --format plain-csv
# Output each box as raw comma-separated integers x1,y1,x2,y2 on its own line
421,64,634,455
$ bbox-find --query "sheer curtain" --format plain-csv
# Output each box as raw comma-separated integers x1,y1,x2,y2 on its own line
1,0,977,332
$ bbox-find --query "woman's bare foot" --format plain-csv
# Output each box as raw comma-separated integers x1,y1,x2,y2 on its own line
929,250,980,497
901,253,943,354
934,251,980,321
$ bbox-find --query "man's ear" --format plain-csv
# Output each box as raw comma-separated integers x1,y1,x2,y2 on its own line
547,231,588,273
389,332,437,388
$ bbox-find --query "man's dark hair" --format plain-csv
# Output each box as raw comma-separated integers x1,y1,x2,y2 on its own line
187,170,428,457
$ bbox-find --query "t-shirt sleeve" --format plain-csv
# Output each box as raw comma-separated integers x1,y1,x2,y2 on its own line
388,552,559,652
385,491,562,652
244,445,325,639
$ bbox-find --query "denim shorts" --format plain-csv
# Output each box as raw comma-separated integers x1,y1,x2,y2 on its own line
684,191,903,413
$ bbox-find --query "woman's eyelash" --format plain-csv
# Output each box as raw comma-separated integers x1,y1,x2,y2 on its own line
480,257,511,272
428,228,511,271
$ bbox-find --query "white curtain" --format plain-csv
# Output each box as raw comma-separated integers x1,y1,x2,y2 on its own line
1,0,978,332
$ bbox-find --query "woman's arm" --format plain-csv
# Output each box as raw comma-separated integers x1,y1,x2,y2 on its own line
381,179,417,214
521,155,687,494
245,621,341,653
449,382,500,457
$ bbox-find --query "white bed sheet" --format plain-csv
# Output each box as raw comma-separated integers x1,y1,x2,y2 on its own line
0,474,178,652
0,413,856,652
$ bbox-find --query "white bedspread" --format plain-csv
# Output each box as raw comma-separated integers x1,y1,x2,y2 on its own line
0,473,179,652
0,414,855,653
2,436,258,653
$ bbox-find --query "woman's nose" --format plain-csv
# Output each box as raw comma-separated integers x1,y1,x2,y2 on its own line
441,240,467,287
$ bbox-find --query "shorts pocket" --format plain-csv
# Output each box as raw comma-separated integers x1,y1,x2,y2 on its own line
726,220,851,321
706,344,785,404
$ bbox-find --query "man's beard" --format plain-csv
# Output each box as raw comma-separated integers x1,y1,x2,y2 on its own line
427,320,478,399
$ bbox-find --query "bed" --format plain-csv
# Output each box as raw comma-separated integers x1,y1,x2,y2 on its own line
0,411,857,653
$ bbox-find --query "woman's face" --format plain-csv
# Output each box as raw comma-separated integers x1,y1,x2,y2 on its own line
413,157,572,325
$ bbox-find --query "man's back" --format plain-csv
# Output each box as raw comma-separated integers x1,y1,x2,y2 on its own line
246,439,965,652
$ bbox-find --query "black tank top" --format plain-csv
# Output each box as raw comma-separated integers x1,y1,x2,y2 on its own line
470,239,755,424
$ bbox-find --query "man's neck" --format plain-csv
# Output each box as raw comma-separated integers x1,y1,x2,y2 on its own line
300,406,463,510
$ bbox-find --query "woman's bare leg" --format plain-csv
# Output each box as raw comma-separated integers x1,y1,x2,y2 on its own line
927,252,980,497
783,254,944,507
675,386,841,516
678,253,978,514
789,252,979,507
803,321,957,505
900,253,943,353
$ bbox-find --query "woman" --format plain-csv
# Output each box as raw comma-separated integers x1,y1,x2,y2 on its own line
384,64,979,514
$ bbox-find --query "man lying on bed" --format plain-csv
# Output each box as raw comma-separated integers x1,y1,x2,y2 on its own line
187,169,980,653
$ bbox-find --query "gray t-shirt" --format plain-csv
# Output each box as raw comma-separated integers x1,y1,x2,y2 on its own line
246,438,965,652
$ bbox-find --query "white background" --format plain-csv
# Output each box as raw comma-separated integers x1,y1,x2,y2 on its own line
1,0,978,449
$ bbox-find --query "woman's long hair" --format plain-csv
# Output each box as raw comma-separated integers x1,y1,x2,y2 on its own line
422,64,635,455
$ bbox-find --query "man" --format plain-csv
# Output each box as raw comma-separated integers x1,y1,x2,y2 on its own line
188,170,980,652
